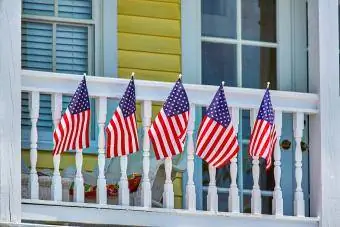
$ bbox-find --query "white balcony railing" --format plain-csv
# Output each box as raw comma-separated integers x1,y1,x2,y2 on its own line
21,70,319,227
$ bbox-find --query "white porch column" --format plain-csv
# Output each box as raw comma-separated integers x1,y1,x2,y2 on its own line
308,0,340,226
0,0,21,222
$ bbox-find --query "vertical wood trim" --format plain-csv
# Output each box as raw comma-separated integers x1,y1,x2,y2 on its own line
103,0,117,77
0,0,22,221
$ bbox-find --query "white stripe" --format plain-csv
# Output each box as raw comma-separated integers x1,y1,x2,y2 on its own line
205,124,232,163
261,127,276,158
196,118,211,146
255,128,271,157
107,123,115,157
112,115,122,156
61,110,72,152
132,114,138,148
214,141,239,167
178,114,186,130
249,121,260,156
126,114,137,153
117,108,129,155
69,111,78,149
199,124,224,160
149,123,164,159
160,111,181,155
196,121,217,153
251,121,267,156
82,110,89,147
154,112,177,157
170,116,181,137
209,126,236,166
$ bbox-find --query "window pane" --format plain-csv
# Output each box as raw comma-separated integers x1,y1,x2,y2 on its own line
242,0,276,42
201,0,236,38
202,42,237,87
22,0,54,16
242,46,277,89
58,0,92,19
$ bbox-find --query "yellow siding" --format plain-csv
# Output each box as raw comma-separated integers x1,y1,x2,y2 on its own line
118,0,182,208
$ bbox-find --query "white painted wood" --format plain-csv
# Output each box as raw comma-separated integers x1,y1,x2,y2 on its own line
141,101,152,208
186,105,196,211
163,157,174,209
0,0,21,221
21,70,318,114
307,1,339,226
272,110,283,215
207,165,218,212
22,201,319,227
228,107,240,213
293,112,305,217
119,156,129,206
97,97,107,204
250,109,261,214
74,149,84,203
29,91,40,200
51,93,62,202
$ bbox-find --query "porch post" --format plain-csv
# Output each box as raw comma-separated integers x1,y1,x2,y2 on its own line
0,0,22,222
308,0,340,226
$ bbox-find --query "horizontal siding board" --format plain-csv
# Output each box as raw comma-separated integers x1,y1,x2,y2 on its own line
148,0,180,3
118,68,178,82
118,33,180,55
118,50,180,72
118,15,180,38
118,0,180,20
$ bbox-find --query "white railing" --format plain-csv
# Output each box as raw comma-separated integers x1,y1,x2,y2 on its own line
21,70,319,227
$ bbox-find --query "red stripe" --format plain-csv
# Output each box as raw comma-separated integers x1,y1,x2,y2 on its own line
148,129,161,160
111,119,119,157
249,120,263,156
253,123,270,157
85,110,90,148
197,123,219,157
158,113,177,156
152,116,169,158
174,115,184,132
125,115,134,154
215,140,239,168
196,118,214,153
131,114,139,151
105,125,112,158
214,137,238,166
54,121,65,155
61,114,71,153
73,113,81,150
66,114,75,150
115,111,125,156
204,126,231,162
166,115,183,155
77,112,85,150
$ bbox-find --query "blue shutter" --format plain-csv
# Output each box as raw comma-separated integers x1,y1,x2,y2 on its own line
22,22,53,132
23,0,54,16
58,0,92,19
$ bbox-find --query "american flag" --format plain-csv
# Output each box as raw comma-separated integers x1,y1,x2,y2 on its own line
53,77,91,155
196,84,239,168
148,78,189,160
248,88,277,170
106,77,139,158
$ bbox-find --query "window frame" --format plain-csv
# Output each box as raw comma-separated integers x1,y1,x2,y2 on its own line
21,0,108,154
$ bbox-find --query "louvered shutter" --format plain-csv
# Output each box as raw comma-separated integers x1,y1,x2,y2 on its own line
58,0,92,19
23,0,54,16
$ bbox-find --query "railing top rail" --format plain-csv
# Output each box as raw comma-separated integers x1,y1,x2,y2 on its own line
22,70,319,114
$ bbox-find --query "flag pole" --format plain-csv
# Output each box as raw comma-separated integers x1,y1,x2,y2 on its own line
131,72,135,79
222,81,225,86
178,74,182,80
267,82,270,89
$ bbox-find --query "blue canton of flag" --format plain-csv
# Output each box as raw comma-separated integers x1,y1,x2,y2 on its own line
196,84,239,168
149,78,190,160
248,88,277,170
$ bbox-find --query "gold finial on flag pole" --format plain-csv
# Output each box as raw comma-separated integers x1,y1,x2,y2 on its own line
222,81,225,86
131,72,135,79
83,73,87,79
266,82,270,89
178,74,182,80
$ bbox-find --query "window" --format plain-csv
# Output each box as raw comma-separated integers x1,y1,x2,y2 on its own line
21,0,97,151
201,0,277,214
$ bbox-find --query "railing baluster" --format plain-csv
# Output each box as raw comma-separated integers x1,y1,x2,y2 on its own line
207,164,218,211
250,108,261,214
186,104,196,210
29,91,40,200
119,156,129,206
74,149,84,202
141,100,152,207
293,112,305,217
97,97,107,204
272,110,283,215
229,107,240,213
163,157,174,209
51,93,62,201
